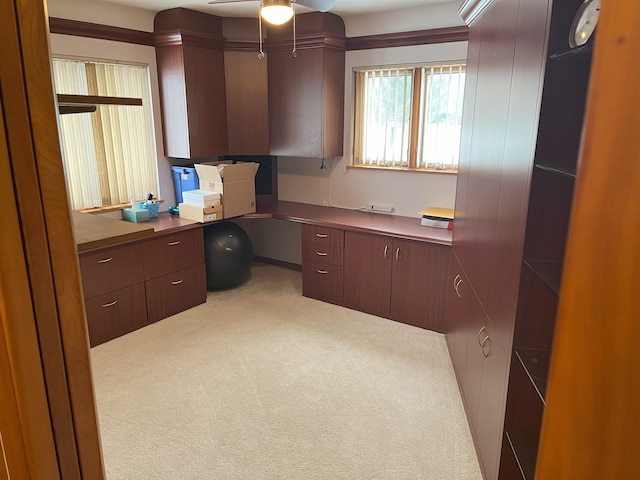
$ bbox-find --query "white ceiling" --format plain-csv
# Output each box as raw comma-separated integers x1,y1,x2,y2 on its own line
90,0,459,17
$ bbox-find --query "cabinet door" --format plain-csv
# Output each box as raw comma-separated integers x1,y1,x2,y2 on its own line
390,239,449,332
343,231,392,317
444,252,470,386
224,50,269,154
85,283,147,347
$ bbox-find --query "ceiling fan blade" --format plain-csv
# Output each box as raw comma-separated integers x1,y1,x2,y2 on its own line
295,0,334,13
208,0,255,5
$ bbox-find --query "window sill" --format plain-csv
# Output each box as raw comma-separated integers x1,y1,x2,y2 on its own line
348,165,458,174
77,199,164,215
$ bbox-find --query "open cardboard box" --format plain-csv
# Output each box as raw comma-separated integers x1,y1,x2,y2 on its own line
195,162,259,219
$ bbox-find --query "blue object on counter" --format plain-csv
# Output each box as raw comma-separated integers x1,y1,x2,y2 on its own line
122,207,150,223
168,205,180,215
137,201,160,218
171,165,199,204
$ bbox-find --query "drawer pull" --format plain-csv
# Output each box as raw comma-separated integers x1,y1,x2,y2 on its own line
97,257,113,264
315,233,328,238
477,326,487,346
171,279,184,285
384,245,389,260
101,300,118,308
168,240,181,246
316,251,328,256
316,269,328,274
395,247,400,262
480,335,490,358
454,275,463,297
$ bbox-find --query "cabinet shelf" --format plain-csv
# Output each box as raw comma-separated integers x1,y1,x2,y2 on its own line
534,162,577,179
57,94,142,114
505,429,539,480
523,260,563,296
515,347,551,403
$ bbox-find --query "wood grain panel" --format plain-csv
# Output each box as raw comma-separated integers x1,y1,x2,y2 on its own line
390,239,449,332
301,224,344,248
537,1,640,477
302,259,344,305
85,283,148,347
79,243,145,299
224,50,270,154
49,17,153,45
145,263,207,323
346,26,469,51
141,228,204,280
343,231,392,318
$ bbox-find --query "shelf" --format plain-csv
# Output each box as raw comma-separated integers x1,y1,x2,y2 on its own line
505,429,539,480
515,347,551,403
534,163,577,179
549,42,593,61
524,260,563,295
57,94,142,114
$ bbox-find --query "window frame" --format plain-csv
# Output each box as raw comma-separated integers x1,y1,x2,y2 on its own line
350,61,466,174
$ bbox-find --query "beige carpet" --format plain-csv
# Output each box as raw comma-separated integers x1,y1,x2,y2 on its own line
90,262,482,479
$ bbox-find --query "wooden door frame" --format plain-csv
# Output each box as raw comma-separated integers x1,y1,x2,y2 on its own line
0,0,104,478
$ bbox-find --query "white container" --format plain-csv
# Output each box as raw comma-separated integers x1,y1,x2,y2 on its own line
181,189,221,207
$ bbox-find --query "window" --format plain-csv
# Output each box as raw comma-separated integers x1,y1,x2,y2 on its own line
52,57,159,211
352,62,466,171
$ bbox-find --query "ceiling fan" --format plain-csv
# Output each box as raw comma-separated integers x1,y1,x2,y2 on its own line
208,0,335,57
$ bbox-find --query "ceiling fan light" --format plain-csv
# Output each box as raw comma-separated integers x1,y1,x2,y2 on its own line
261,3,293,25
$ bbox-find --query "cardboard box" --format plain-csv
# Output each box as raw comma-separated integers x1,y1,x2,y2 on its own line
178,203,223,223
195,162,259,219
181,189,221,207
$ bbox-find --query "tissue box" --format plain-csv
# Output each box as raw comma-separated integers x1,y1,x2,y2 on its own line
138,201,160,218
122,207,150,223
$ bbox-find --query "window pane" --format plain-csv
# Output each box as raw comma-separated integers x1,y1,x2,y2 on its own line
357,68,413,167
417,64,466,170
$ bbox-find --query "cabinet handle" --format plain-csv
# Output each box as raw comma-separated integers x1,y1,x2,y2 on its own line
480,335,490,358
168,240,181,246
395,247,400,262
315,233,328,238
97,257,113,264
454,275,463,297
316,269,328,274
384,245,389,260
171,279,184,285
316,251,328,256
477,326,486,346
101,300,118,308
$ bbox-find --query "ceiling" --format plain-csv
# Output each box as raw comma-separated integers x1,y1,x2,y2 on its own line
90,0,459,17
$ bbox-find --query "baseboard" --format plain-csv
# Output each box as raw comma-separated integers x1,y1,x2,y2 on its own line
253,256,302,271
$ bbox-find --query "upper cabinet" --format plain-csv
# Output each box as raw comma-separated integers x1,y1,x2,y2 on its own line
266,13,346,159
154,8,229,159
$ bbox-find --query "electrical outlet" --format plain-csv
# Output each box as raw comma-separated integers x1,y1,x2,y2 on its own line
366,203,394,213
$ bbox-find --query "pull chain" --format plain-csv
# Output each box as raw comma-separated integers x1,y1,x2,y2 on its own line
292,2,297,57
258,6,265,59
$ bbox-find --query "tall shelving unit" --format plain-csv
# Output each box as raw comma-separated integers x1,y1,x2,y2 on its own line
498,0,595,477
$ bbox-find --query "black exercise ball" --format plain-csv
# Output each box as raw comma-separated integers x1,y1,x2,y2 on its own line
203,221,253,290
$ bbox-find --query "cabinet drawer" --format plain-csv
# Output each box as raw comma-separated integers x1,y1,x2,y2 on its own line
85,283,147,347
142,228,204,280
302,241,343,266
302,259,343,305
80,243,144,299
302,224,344,248
145,263,207,324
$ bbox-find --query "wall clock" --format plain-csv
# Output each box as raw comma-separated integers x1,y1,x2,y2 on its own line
569,0,601,48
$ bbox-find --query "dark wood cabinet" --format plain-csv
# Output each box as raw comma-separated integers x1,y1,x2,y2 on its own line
301,224,344,304
266,13,345,158
154,8,228,159
80,224,207,346
343,231,448,332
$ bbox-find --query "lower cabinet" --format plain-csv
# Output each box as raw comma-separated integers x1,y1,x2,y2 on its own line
343,231,449,331
80,226,207,346
446,252,509,480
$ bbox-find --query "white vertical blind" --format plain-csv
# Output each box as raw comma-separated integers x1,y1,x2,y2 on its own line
53,58,159,210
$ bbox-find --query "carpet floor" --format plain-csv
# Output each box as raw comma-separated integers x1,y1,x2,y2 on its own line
90,262,482,479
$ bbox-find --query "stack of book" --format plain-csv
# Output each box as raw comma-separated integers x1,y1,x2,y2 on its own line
419,207,454,230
